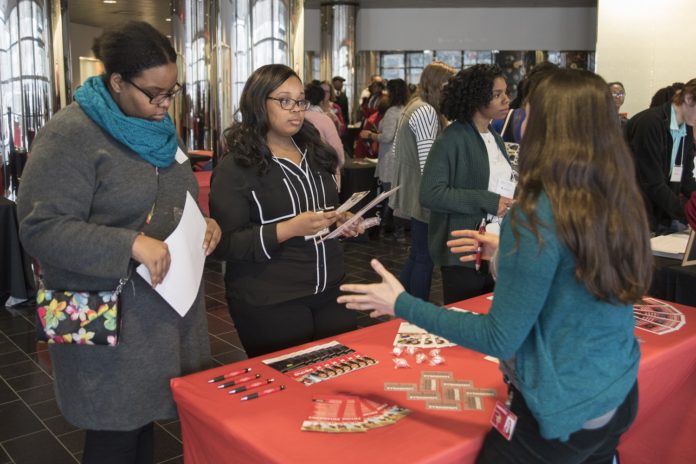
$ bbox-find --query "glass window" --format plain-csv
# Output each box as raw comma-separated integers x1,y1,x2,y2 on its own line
435,51,462,69
382,53,404,68
407,68,423,87
251,0,289,67
252,0,272,42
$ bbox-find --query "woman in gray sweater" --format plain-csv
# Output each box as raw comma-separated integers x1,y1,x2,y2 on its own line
17,21,219,464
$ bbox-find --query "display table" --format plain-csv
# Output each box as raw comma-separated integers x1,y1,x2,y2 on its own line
0,197,35,303
195,171,211,217
171,295,696,464
340,159,377,205
649,256,696,306
188,149,213,171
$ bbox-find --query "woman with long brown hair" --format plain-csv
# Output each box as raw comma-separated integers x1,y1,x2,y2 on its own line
339,69,652,462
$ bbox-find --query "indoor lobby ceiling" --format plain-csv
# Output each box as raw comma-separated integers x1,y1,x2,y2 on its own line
69,0,597,36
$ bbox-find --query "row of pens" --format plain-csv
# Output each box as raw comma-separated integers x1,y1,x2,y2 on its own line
208,367,285,401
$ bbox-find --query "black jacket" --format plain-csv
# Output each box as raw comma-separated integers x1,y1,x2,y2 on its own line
209,152,344,306
625,102,696,231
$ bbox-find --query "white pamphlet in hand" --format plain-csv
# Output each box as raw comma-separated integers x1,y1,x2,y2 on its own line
335,190,370,214
319,186,400,242
136,191,207,317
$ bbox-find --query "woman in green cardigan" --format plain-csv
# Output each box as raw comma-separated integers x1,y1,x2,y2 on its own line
420,64,514,304
339,69,652,463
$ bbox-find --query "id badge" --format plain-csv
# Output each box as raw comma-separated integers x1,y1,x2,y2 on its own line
495,178,517,199
490,401,517,441
671,165,683,183
175,147,188,164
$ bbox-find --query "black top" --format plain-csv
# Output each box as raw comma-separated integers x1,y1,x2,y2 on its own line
209,151,344,306
625,102,696,232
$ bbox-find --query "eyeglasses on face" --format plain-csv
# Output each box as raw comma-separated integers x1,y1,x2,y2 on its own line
126,79,183,105
612,92,625,98
267,96,311,111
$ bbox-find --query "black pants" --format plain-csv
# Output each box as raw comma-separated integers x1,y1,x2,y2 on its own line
82,422,154,464
476,382,639,464
440,265,495,305
227,286,357,358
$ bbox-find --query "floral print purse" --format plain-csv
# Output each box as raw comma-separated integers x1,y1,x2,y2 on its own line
36,277,128,346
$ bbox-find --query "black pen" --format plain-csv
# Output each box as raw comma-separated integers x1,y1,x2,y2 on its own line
217,373,261,389
208,367,251,383
241,385,286,401
228,378,275,395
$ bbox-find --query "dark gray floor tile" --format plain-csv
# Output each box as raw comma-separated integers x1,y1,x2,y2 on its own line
0,350,28,367
0,380,18,405
209,338,235,357
0,400,44,441
57,429,85,454
0,359,42,380
6,331,41,355
5,370,52,392
203,296,226,312
214,330,243,348
153,424,183,463
206,314,235,335
29,398,62,420
0,316,35,336
158,456,184,464
159,420,182,443
0,446,11,464
3,430,76,464
212,350,248,366
44,415,79,436
16,383,54,405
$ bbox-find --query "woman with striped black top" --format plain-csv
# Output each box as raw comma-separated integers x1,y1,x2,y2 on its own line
209,64,362,357
389,61,455,301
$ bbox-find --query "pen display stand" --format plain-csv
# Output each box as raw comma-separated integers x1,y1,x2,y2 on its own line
262,341,378,385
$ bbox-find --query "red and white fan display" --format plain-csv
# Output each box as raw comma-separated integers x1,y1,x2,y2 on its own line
633,297,686,335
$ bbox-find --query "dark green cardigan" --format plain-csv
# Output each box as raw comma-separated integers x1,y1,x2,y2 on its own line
420,120,510,267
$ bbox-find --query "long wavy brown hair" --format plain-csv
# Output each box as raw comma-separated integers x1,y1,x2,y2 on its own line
511,69,652,304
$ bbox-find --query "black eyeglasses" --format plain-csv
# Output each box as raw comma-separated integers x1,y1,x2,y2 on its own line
126,79,182,105
267,96,311,111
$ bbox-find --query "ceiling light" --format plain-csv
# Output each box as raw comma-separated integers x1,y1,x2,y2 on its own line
166,18,171,22
103,0,117,4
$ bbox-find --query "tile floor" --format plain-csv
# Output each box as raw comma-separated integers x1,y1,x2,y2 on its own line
0,234,442,463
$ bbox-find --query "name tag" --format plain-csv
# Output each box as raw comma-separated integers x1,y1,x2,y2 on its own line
175,147,188,164
491,401,517,441
671,165,683,183
495,178,517,198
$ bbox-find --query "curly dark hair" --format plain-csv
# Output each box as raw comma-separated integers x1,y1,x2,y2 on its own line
222,64,337,176
440,64,505,123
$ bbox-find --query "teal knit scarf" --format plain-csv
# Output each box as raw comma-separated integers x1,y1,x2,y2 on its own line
74,76,177,168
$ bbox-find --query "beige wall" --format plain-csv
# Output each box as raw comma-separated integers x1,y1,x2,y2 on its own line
596,0,696,118
69,23,102,94
305,7,597,52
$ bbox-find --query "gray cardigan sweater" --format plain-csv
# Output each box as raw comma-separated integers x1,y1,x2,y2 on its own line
420,120,510,267
17,103,211,430
389,98,437,223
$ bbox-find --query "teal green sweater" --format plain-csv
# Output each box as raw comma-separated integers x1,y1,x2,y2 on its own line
395,193,640,441
420,120,508,267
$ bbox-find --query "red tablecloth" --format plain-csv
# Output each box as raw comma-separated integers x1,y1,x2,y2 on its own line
195,171,211,217
171,295,696,463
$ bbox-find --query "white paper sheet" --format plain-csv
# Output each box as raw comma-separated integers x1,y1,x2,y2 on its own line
319,186,400,242
650,231,690,259
136,192,207,316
